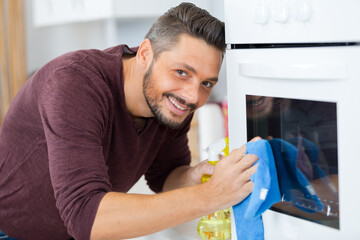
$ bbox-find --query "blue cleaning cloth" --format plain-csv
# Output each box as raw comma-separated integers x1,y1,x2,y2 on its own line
233,138,324,240
233,139,281,240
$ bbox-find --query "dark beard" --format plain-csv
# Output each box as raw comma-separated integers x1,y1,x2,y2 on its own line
143,62,186,129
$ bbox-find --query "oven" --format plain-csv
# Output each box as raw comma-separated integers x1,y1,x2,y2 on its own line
224,0,360,239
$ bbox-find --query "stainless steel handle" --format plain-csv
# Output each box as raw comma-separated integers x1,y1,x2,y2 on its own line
239,62,347,80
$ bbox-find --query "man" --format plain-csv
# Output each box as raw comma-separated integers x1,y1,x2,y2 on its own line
0,3,258,240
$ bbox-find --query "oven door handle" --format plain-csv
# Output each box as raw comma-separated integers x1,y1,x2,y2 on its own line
238,62,347,80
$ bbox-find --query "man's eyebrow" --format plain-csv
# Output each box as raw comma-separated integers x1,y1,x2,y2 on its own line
207,77,218,83
180,64,218,83
181,63,197,74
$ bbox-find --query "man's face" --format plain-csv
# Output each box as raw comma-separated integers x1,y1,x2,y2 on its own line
143,34,223,129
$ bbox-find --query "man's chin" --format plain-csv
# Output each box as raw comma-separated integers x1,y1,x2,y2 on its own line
159,119,184,129
155,114,187,129
150,104,191,129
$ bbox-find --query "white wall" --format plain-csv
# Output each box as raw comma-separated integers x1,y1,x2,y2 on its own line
114,19,156,48
25,0,109,75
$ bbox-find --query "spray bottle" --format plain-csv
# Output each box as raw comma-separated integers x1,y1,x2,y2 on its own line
197,137,231,240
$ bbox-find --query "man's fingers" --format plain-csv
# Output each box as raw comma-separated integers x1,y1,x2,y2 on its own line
240,180,255,197
227,146,246,162
239,153,258,170
226,137,261,163
243,162,258,180
202,162,214,175
196,161,214,175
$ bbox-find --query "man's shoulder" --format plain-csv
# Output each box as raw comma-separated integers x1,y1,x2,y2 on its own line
46,45,128,71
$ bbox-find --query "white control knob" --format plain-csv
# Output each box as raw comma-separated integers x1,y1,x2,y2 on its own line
253,4,270,24
295,0,311,22
273,4,290,23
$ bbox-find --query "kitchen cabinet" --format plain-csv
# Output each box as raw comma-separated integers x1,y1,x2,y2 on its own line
33,0,211,27
33,0,112,27
113,0,210,19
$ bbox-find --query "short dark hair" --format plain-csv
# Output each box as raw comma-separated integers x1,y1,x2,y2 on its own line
145,2,225,59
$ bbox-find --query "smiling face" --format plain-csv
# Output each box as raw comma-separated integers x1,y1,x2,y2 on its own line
143,34,223,129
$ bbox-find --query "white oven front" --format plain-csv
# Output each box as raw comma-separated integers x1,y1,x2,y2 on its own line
224,0,360,238
226,45,360,239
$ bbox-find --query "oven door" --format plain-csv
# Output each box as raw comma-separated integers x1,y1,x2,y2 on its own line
226,46,360,240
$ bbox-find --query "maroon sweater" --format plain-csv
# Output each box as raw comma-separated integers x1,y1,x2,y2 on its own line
0,45,191,240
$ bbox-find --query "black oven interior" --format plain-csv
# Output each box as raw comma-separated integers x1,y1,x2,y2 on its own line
246,95,339,229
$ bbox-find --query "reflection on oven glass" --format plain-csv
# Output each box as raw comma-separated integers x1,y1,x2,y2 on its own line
246,95,339,229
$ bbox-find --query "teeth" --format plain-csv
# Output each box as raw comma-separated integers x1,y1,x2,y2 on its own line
169,97,186,111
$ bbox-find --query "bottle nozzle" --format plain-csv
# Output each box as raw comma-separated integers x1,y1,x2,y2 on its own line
207,137,229,161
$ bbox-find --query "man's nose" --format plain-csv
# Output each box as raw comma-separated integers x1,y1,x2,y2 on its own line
182,81,200,105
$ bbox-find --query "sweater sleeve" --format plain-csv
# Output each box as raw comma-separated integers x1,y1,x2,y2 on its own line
145,115,193,193
38,65,112,240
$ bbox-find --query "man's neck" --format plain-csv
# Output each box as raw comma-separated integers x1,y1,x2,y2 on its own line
122,56,152,118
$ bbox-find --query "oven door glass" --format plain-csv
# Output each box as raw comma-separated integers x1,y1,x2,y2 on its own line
246,95,339,229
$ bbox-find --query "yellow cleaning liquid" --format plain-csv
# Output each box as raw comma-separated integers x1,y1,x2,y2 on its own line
197,138,231,240
197,208,231,240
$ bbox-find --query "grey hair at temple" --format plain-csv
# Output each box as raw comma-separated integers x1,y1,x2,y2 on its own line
144,2,226,59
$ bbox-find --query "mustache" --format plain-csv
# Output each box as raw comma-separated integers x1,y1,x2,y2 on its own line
164,92,198,111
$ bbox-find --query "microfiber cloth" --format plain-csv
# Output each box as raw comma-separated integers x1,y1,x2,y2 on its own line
233,139,281,240
233,139,324,240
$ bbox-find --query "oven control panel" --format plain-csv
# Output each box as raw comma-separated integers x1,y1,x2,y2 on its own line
224,0,360,44
252,0,311,24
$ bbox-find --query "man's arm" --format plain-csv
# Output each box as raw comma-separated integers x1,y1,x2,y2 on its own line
90,142,259,240
90,184,210,240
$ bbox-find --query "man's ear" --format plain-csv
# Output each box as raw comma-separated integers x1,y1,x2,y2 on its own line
137,39,154,69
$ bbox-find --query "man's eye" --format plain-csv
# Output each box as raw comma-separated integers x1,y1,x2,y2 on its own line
202,81,213,88
177,70,187,77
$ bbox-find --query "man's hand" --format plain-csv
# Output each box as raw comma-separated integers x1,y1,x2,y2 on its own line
203,136,261,211
187,160,215,185
163,136,261,207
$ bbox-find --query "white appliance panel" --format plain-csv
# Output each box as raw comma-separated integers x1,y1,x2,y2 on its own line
227,46,360,239
224,0,360,44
